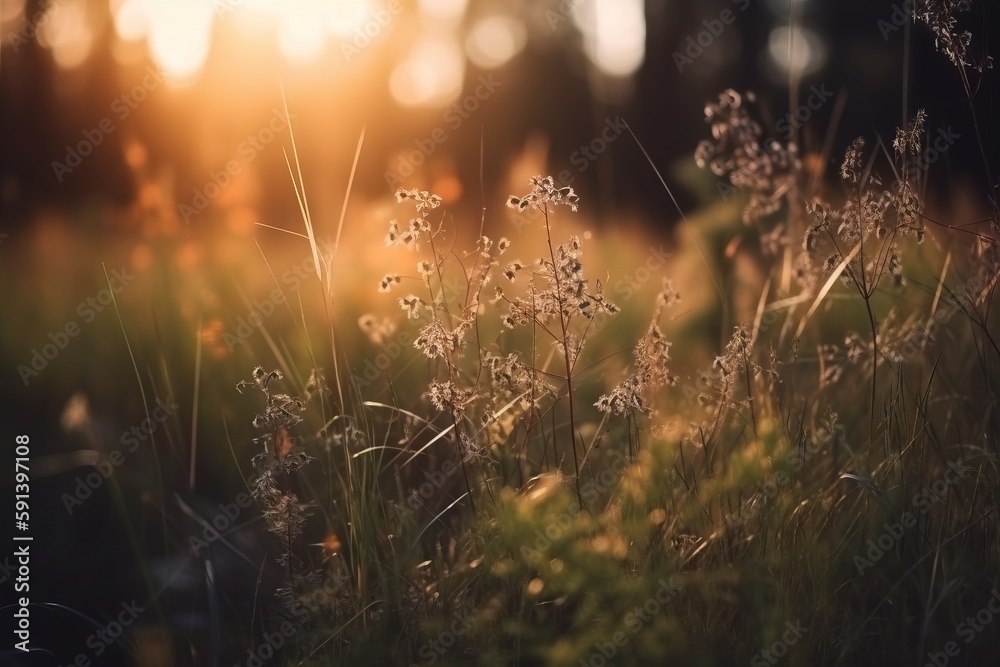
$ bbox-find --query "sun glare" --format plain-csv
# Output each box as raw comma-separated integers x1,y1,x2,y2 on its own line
37,0,94,70
465,15,526,70
573,0,646,78
766,25,828,80
389,37,465,108
108,0,376,83
417,0,469,22
277,10,330,64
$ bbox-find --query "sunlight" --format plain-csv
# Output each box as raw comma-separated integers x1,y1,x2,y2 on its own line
112,0,149,42
277,10,330,64
465,15,526,70
114,1,214,78
389,37,464,108
417,0,469,22
37,0,93,70
327,0,373,37
110,0,375,81
573,0,646,78
766,25,827,79
0,0,25,24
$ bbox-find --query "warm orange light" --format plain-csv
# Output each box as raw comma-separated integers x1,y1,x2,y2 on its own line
37,0,93,69
320,533,342,555
146,3,214,82
130,244,153,271
418,0,468,22
0,0,25,23
110,0,376,81
112,0,148,42
277,10,328,64
124,141,148,170
465,15,526,70
389,37,464,108
431,174,462,203
176,242,204,270
573,0,646,78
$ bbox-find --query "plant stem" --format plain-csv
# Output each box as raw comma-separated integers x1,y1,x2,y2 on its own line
863,294,878,446
541,204,584,507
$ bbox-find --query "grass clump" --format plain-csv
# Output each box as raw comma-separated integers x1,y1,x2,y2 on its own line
219,9,1000,666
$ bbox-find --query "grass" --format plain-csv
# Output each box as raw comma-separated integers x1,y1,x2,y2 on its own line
229,113,999,663
11,5,1000,666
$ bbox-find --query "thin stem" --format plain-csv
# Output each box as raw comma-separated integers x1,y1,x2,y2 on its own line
863,294,878,446
541,203,584,507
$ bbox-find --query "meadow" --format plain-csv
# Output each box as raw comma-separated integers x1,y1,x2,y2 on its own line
3,2,1000,667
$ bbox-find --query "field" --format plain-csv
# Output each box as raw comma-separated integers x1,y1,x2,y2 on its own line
2,2,999,666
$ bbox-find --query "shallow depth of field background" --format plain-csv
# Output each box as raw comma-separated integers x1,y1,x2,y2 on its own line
1,1,999,666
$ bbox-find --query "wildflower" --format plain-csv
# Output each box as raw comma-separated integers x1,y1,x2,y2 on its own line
506,176,580,215
427,380,473,415
657,279,681,310
893,109,927,156
414,319,466,359
503,262,523,282
378,274,401,293
694,89,799,223
916,0,992,71
416,261,434,285
385,219,400,246
358,314,397,346
841,137,866,183
596,317,677,415
395,188,442,211
399,294,425,320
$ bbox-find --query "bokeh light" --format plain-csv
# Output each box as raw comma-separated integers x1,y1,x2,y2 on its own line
465,15,526,70
390,37,465,107
417,0,469,22
37,0,94,70
573,0,646,78
277,9,330,64
766,25,828,80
